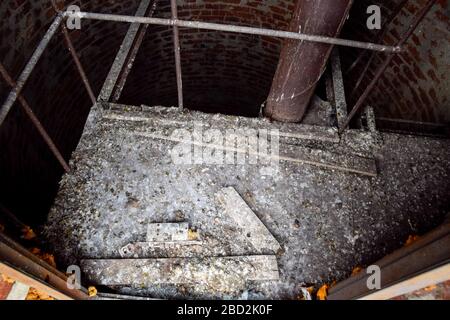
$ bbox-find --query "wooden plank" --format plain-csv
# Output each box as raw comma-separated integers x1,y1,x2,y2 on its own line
215,187,281,253
147,222,189,242
81,256,279,286
119,240,203,258
102,106,341,144
111,128,377,177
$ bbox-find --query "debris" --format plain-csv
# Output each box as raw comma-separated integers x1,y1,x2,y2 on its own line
81,256,279,289
215,187,281,253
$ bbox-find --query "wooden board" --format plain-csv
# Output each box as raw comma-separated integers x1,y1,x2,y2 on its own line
81,255,279,286
216,187,281,253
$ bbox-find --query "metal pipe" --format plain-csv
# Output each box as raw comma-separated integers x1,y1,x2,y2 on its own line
339,0,438,134
0,13,64,127
0,63,70,173
66,11,402,53
265,0,354,123
171,0,184,109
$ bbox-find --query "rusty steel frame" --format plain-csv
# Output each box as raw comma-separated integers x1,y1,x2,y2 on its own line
0,63,71,173
68,11,402,53
0,231,89,300
98,0,154,102
348,0,410,99
112,1,158,102
346,0,409,75
339,0,438,134
0,0,436,168
171,0,184,109
0,13,64,127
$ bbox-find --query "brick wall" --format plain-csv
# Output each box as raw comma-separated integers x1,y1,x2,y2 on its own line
0,0,448,224
341,0,450,123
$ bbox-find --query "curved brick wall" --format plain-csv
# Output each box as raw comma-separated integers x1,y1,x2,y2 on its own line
0,0,448,224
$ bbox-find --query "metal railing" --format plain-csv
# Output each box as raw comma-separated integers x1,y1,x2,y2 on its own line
0,0,437,171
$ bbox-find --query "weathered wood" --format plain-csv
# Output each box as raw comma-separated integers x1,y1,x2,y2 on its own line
81,256,279,286
216,187,281,253
103,105,341,144
147,222,189,242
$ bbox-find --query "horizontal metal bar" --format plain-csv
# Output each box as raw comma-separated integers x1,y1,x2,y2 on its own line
0,13,64,127
66,11,402,53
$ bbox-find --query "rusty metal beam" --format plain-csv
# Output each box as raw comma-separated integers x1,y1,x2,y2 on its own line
339,0,438,134
0,62,71,173
51,1,96,105
328,214,450,300
112,0,158,102
330,48,348,129
0,14,63,127
346,0,409,75
171,0,184,109
0,232,89,300
265,0,354,123
98,0,153,102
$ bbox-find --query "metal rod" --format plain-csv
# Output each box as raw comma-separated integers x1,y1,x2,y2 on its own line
112,0,157,102
349,0,409,98
67,11,402,53
98,0,153,102
0,14,64,127
0,63,70,172
346,0,409,75
52,3,97,105
339,0,438,134
171,0,184,109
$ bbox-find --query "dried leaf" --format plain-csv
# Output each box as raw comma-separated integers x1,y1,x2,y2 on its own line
404,235,419,246
317,284,329,300
26,287,55,300
352,266,363,276
1,273,15,284
29,247,57,268
188,229,199,240
88,286,97,297
21,226,36,240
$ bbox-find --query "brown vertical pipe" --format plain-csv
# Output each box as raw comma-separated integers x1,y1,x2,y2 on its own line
265,0,353,123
